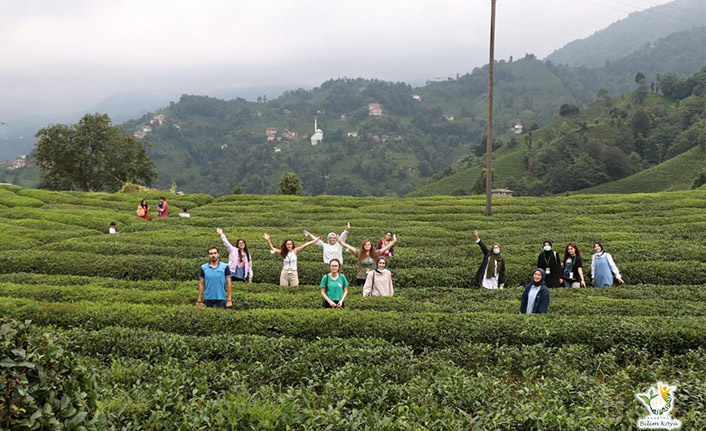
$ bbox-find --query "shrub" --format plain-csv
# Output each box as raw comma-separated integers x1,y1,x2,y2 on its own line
0,319,102,430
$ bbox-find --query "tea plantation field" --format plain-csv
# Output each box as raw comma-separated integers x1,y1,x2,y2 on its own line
1,185,705,429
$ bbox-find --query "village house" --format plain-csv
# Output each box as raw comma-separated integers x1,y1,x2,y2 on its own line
346,131,358,138
491,188,514,197
7,155,34,170
368,103,383,117
150,114,166,125
513,122,524,134
266,127,277,141
412,94,421,101
444,115,454,122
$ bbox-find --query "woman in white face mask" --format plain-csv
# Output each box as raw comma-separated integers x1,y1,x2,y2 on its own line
537,240,563,288
473,230,505,289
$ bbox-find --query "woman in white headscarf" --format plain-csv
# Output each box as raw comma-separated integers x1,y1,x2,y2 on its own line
363,257,394,297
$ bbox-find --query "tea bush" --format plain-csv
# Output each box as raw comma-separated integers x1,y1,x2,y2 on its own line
0,319,102,430
0,185,705,429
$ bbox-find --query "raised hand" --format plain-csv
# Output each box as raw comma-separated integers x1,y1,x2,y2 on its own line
346,222,351,230
263,232,271,241
216,228,223,235
474,230,480,239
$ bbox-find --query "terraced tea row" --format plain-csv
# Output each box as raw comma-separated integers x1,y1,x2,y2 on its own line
1,185,705,429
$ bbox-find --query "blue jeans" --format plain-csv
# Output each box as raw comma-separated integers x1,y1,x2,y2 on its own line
204,300,226,308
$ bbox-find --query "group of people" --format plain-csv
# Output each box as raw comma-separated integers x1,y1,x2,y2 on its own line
473,230,625,315
134,197,190,223
136,197,170,221
109,198,192,234
115,203,629,313
197,224,399,309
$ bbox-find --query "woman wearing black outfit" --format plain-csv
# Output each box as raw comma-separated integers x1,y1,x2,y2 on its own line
537,240,563,288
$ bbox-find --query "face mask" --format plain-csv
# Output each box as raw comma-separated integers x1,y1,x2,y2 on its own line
543,245,552,252
492,247,500,254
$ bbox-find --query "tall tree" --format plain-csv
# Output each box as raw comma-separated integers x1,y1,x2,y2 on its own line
278,172,303,195
34,113,156,192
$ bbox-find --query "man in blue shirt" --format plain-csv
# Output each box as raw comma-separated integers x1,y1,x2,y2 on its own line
197,247,233,308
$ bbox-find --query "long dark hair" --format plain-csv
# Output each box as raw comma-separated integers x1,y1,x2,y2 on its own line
563,242,582,262
280,238,294,258
359,239,378,262
140,199,148,208
236,238,250,263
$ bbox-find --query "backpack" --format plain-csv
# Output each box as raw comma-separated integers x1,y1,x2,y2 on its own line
136,207,145,217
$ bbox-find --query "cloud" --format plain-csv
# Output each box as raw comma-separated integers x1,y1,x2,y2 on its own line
0,0,676,120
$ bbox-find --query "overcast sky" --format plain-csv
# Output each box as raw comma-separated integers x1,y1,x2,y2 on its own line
0,0,684,123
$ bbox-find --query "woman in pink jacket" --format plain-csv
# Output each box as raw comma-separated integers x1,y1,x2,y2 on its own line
363,257,394,297
216,228,253,283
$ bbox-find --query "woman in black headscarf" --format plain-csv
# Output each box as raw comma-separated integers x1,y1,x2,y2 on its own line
536,240,563,288
520,268,550,314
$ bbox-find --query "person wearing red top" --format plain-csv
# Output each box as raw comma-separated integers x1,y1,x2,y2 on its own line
137,199,150,221
377,231,397,258
157,196,169,218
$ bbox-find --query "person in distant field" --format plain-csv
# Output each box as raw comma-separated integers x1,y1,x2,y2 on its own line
562,242,586,287
197,247,233,309
320,258,349,308
305,223,350,264
109,221,118,235
537,240,563,288
473,229,505,289
377,231,396,258
520,268,550,314
591,242,624,287
339,237,397,286
217,228,253,283
157,196,169,218
179,208,191,218
363,257,394,297
136,199,150,221
264,232,320,286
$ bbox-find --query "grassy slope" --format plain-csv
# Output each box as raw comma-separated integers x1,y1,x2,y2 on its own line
576,146,705,194
407,149,531,197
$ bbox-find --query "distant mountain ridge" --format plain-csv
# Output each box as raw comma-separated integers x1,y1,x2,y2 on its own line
546,0,705,67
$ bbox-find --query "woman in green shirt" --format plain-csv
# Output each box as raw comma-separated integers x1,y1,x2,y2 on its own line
320,258,349,308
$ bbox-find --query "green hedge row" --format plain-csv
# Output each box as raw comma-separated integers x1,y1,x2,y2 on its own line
3,273,705,302
4,283,706,317
2,249,705,287
53,327,706,430
2,298,705,353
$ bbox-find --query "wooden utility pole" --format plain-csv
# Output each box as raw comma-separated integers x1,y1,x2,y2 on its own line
485,0,496,217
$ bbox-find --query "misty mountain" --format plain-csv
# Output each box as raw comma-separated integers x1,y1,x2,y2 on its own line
119,23,704,197
545,0,705,68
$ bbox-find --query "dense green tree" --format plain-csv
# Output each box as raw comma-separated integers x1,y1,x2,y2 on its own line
559,103,580,116
278,172,303,195
34,113,156,192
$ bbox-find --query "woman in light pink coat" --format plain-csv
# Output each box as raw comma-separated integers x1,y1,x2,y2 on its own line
363,257,394,297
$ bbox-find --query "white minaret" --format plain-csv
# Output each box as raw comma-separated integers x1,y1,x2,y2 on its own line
311,116,323,145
